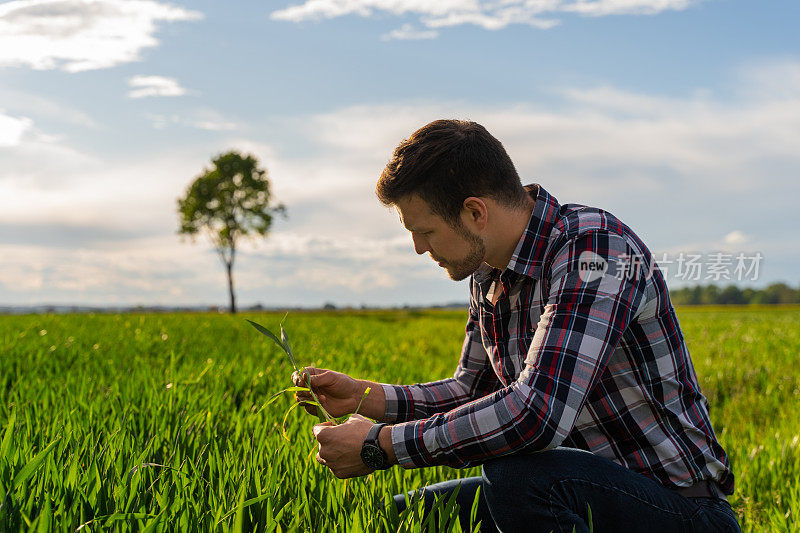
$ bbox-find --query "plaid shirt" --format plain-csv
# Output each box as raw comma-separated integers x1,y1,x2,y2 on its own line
381,184,734,495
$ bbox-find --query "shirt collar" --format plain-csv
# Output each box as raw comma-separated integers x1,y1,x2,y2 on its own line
474,183,561,283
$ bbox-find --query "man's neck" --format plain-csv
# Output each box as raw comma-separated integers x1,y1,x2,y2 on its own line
484,195,537,271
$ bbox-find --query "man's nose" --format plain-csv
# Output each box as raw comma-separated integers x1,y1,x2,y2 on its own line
412,233,429,255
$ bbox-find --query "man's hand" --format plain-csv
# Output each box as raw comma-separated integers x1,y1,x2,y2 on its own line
292,367,361,418
313,414,396,479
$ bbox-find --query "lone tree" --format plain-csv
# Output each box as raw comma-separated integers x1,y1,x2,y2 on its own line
178,151,285,313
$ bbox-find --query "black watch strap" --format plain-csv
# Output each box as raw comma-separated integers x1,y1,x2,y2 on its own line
366,423,386,444
361,423,389,470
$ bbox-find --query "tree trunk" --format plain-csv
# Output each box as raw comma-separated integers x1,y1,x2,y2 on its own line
226,260,236,314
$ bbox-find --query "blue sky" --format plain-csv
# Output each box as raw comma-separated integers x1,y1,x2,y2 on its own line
0,0,798,308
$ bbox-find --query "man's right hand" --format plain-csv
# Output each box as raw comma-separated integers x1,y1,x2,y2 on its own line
292,367,363,418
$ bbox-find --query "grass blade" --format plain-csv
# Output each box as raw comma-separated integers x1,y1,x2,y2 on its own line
281,402,303,441
257,387,310,414
470,485,482,532
35,497,51,533
587,502,593,533
266,387,310,406
1,409,15,462
246,320,293,365
302,368,335,424
279,320,298,371
74,513,158,531
353,387,371,417
233,484,246,531
217,491,273,526
141,510,164,533
12,438,59,490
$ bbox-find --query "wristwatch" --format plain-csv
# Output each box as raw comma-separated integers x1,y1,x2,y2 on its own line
360,423,390,470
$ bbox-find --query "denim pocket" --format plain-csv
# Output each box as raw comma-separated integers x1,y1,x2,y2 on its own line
686,498,741,533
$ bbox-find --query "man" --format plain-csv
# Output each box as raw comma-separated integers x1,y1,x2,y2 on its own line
293,120,740,532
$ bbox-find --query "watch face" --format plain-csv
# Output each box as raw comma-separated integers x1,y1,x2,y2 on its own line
361,444,386,469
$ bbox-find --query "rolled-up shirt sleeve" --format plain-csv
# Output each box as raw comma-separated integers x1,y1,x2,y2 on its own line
381,301,502,423
389,230,647,468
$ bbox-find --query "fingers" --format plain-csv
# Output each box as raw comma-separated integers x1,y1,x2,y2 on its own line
291,369,307,386
298,401,318,416
292,366,328,387
302,369,338,389
295,387,326,417
291,367,333,418
312,421,334,439
291,367,308,386
315,450,344,478
295,391,325,403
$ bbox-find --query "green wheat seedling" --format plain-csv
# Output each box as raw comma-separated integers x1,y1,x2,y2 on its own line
3,308,798,530
247,318,371,440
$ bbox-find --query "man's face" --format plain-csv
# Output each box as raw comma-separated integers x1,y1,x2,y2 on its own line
395,195,486,281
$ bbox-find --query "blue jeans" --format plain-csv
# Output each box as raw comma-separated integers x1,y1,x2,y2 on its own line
391,448,741,532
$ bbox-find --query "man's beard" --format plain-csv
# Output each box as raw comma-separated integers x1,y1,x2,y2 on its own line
441,223,486,281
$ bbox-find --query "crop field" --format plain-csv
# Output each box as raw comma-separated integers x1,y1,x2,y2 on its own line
1,306,799,531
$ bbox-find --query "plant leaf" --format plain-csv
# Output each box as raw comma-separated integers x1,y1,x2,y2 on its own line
470,485,482,532
246,320,292,361
266,387,309,406
354,387,371,417
216,490,273,526
281,402,303,442
1,409,15,462
587,502,593,533
279,321,297,371
302,368,336,424
35,496,52,533
12,438,59,490
257,387,310,414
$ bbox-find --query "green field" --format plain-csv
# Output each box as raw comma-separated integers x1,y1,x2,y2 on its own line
1,306,799,531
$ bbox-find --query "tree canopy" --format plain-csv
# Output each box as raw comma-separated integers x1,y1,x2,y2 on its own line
669,282,800,306
177,151,285,313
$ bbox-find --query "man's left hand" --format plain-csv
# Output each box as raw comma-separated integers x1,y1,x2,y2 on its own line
313,414,391,479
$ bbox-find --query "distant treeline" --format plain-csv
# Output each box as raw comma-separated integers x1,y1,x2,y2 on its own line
670,283,800,305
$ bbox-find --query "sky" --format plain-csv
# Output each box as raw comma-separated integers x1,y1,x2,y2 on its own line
0,0,798,308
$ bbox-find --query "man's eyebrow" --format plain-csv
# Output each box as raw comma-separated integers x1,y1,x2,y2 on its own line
397,212,419,232
404,224,427,232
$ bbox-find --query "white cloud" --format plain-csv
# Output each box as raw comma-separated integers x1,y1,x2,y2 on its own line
0,237,219,302
0,89,97,127
127,75,190,98
0,0,202,72
723,231,748,245
271,0,695,33
192,120,238,131
0,110,99,188
145,108,240,131
0,110,33,146
300,87,799,197
2,58,799,306
562,0,692,16
381,23,438,41
736,58,800,101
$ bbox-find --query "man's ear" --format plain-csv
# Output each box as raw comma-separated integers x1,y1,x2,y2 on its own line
461,197,488,231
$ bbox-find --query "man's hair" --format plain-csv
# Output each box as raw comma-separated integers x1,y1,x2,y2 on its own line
376,119,528,224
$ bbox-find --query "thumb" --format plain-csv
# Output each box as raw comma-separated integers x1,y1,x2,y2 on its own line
295,366,321,386
308,370,336,388
302,366,322,377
